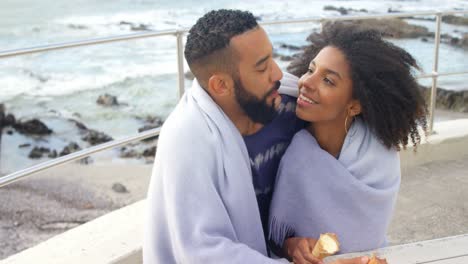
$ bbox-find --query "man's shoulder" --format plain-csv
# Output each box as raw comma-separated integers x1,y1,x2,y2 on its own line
158,99,217,149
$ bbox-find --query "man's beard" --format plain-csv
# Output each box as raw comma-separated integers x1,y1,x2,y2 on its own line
234,78,281,125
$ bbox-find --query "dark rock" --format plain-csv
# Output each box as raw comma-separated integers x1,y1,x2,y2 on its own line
421,37,428,42
387,8,401,13
23,70,48,83
323,6,368,14
119,21,150,31
142,146,156,157
6,130,13,135
96,94,119,106
450,37,460,45
138,116,163,131
68,24,88,30
138,116,163,142
419,86,468,112
120,147,139,158
280,43,302,50
67,119,87,130
13,119,52,135
18,143,31,148
442,15,468,26
82,129,113,146
59,142,82,156
28,147,50,159
29,148,43,159
0,104,4,126
338,19,430,39
48,150,58,158
112,183,128,193
279,55,294,61
131,24,150,31
138,124,161,133
145,116,163,125
4,114,16,126
323,5,360,15
462,34,468,48
119,21,133,26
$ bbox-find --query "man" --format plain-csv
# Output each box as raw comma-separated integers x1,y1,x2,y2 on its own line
144,9,371,264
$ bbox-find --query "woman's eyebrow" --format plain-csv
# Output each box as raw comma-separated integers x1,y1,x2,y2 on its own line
311,60,342,80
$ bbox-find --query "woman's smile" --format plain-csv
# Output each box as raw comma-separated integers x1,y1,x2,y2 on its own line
297,92,319,107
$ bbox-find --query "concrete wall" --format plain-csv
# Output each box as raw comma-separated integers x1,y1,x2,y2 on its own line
2,119,468,264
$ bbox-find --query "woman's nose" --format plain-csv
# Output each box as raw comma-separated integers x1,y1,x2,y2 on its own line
300,73,317,92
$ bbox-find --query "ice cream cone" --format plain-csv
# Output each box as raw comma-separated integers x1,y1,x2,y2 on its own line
311,233,340,259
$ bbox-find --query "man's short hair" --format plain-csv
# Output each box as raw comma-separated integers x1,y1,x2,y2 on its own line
184,9,259,87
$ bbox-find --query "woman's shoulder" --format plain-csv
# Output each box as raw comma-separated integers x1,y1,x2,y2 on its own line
282,129,323,161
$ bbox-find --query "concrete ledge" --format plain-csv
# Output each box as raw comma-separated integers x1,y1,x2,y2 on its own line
2,119,468,264
325,233,468,263
0,200,145,264
400,118,468,169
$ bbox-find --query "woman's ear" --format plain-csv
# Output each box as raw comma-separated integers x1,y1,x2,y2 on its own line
348,99,362,117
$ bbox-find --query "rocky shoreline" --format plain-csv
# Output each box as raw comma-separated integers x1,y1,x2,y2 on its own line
271,6,468,61
0,94,161,167
2,8,468,165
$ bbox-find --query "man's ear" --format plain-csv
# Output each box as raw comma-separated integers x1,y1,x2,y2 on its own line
207,73,233,97
348,99,362,117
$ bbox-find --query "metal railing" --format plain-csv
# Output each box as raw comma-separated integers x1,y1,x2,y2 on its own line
1,10,467,188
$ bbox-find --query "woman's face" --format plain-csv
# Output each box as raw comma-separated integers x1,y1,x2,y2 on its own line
296,46,358,124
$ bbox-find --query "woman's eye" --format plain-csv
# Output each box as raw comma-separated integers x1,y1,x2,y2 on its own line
324,77,334,86
307,68,314,74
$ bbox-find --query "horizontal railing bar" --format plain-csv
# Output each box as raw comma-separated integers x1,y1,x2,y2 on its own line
1,10,467,59
0,127,160,188
417,71,468,79
0,29,187,59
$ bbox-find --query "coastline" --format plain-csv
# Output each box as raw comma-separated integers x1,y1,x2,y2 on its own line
1,5,468,260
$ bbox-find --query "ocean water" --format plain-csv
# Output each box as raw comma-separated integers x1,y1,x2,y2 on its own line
0,0,468,172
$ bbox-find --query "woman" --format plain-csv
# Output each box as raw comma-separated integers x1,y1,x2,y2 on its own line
268,22,427,263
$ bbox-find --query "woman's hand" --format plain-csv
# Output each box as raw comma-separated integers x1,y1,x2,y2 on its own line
284,237,323,264
283,237,388,264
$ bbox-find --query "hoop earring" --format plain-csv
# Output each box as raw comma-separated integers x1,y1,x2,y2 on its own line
345,115,354,134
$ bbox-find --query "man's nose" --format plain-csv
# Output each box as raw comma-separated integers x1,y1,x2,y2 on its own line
271,60,283,82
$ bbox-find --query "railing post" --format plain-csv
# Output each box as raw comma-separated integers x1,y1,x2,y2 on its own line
0,104,4,175
176,30,185,99
429,13,442,134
